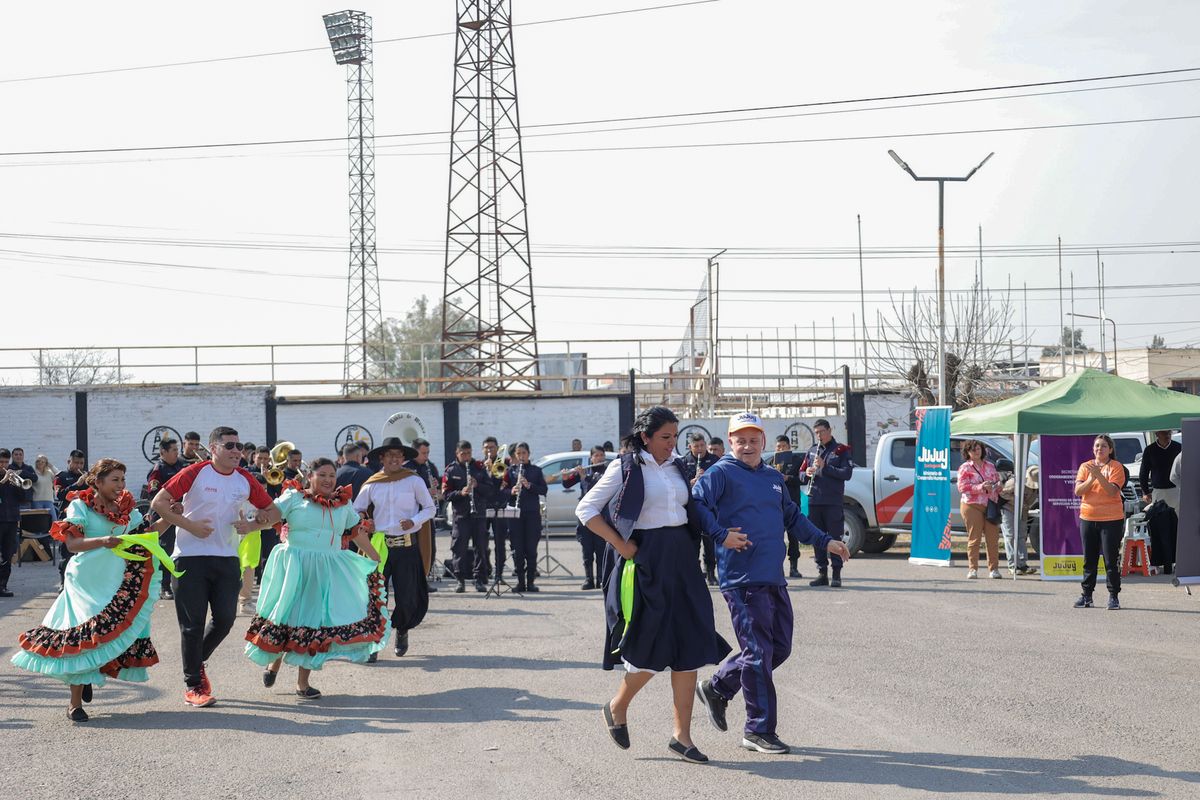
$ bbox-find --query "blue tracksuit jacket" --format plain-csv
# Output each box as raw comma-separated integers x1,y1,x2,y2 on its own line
692,454,833,589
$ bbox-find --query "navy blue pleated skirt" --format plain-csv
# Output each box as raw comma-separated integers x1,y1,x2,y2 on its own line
602,525,731,672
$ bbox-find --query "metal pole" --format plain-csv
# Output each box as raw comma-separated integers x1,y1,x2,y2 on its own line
857,214,868,382
1096,251,1107,371
1058,237,1065,376
937,179,946,406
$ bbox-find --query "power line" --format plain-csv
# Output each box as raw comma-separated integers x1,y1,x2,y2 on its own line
0,1,720,85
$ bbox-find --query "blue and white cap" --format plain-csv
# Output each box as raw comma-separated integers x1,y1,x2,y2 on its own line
727,412,765,435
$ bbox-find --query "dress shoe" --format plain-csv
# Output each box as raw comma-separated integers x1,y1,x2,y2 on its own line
395,631,410,657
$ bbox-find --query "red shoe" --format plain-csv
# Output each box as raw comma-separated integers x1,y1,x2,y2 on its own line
199,664,212,696
183,686,216,708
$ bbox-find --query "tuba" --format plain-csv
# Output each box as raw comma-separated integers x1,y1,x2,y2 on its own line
488,443,509,479
266,441,296,487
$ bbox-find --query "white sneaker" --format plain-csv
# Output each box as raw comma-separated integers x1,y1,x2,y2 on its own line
966,569,978,579
989,569,1003,579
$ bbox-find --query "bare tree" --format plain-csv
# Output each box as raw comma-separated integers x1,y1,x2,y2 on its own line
366,296,481,394
872,278,1022,410
33,349,127,386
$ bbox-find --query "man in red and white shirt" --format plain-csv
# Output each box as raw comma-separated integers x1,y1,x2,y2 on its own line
152,426,279,708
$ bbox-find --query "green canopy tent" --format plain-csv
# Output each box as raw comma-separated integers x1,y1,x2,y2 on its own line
951,369,1200,580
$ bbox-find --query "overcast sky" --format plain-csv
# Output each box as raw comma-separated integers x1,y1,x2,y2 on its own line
3,0,1198,384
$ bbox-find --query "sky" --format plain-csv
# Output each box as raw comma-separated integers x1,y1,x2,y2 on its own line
2,0,1198,387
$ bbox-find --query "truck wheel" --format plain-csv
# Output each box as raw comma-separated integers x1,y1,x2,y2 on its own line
861,533,898,554
842,511,867,556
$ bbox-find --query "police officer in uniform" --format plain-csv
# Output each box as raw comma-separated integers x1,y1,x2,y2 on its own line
442,440,490,593
768,435,805,579
799,419,854,587
681,432,719,585
145,437,188,598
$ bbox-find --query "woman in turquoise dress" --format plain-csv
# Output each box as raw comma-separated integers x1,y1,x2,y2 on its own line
11,458,172,722
243,457,386,698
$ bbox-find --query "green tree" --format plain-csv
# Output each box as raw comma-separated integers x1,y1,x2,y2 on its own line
366,295,479,393
1150,334,1166,348
1041,327,1090,358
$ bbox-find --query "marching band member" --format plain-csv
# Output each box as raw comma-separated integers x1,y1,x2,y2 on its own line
681,433,719,586
502,443,547,593
708,437,726,459
12,458,174,722
145,437,187,598
354,438,436,657
442,441,489,593
562,446,608,590
404,438,442,592
480,436,508,579
768,435,806,579
181,431,204,465
799,419,854,588
52,450,87,591
247,457,386,696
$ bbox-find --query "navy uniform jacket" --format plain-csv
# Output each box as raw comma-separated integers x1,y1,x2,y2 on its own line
681,451,719,484
767,450,805,503
145,458,186,501
502,463,548,516
443,459,489,520
798,438,854,507
53,469,84,514
336,462,374,500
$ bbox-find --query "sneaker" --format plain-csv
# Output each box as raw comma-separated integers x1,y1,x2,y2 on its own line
1107,594,1120,611
966,569,978,579
183,687,216,708
742,732,790,754
989,569,1003,579
1073,594,1093,609
696,680,728,732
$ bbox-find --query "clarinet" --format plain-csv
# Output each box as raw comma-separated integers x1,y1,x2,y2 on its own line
466,468,477,516
515,463,525,510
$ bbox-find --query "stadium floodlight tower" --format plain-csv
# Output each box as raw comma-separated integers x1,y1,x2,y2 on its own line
323,10,382,395
439,0,540,392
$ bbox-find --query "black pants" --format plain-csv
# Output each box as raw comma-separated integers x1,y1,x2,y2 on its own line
577,523,600,576
488,516,509,573
511,512,542,583
810,504,845,571
451,515,488,582
173,556,241,688
700,529,716,572
254,528,281,583
158,527,177,587
383,545,429,632
1081,518,1123,596
0,521,18,590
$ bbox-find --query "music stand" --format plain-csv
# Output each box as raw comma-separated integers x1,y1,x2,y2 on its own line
539,518,573,577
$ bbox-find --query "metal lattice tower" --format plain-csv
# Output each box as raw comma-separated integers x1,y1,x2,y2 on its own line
323,10,382,393
440,0,539,391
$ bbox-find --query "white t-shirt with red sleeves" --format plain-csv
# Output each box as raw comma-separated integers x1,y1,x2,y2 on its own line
163,461,273,558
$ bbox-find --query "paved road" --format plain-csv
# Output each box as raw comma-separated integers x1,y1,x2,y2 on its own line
2,541,1197,799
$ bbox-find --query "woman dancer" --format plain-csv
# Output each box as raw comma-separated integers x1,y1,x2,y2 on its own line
244,458,387,698
576,406,730,764
11,458,172,722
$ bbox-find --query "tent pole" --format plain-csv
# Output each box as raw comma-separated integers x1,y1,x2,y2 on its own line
1012,432,1026,582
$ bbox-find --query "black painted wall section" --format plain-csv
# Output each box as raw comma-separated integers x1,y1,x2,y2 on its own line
74,391,88,457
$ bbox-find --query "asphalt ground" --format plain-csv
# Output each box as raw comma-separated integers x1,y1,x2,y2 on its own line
2,538,1198,800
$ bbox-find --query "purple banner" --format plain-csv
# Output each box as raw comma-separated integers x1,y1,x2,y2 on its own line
1039,435,1098,580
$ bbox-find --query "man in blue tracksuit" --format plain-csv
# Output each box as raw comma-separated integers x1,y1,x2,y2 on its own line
799,418,854,588
692,412,851,755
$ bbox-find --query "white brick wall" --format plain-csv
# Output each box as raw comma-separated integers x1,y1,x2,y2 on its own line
0,388,77,467
459,397,622,462
277,400,446,468
87,385,268,478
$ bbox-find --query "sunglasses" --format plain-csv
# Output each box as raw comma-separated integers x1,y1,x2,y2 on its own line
214,441,245,451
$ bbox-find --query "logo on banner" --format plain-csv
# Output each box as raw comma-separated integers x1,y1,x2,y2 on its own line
382,412,427,446
334,425,373,454
918,446,949,471
910,406,953,565
142,426,182,464
784,422,815,452
674,424,712,454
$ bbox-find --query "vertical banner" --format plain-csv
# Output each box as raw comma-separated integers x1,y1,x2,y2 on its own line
1175,418,1200,586
1038,435,1097,580
910,406,953,566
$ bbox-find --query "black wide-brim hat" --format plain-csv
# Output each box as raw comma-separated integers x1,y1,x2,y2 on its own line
368,436,418,462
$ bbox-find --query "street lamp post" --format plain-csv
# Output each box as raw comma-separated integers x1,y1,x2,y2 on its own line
888,149,994,406
1067,311,1118,374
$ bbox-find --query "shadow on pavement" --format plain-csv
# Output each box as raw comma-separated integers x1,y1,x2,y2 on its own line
688,746,1198,795
371,654,596,672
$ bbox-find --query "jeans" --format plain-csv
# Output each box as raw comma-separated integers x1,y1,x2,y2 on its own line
1000,505,1028,569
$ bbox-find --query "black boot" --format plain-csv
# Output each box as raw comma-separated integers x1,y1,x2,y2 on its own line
395,631,409,657
455,580,466,593
582,565,595,590
788,559,802,579
809,570,829,587
526,575,540,593
830,569,842,588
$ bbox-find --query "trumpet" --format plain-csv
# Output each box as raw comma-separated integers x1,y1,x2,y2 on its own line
1,470,32,490
466,473,477,516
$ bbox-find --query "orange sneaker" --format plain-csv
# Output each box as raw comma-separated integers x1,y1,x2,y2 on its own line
183,686,216,708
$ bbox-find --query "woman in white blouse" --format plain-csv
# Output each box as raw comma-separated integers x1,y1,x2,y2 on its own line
577,406,729,765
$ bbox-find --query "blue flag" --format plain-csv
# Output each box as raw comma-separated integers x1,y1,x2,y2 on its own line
910,406,953,566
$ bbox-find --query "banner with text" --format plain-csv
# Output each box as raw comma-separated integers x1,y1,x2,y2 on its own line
1175,418,1200,585
1039,435,1097,580
910,406,953,566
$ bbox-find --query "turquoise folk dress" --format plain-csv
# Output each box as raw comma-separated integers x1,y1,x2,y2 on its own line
11,490,161,686
244,486,388,669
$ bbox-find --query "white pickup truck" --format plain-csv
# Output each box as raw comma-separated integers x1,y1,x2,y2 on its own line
843,431,1160,556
